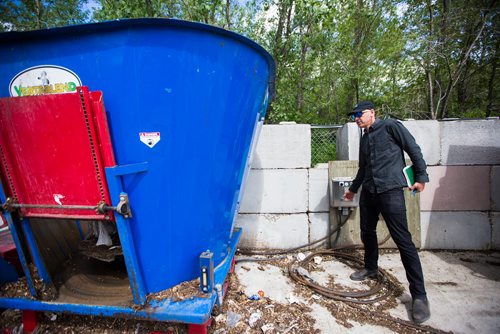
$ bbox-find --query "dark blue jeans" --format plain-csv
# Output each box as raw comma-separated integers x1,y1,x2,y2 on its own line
359,187,427,299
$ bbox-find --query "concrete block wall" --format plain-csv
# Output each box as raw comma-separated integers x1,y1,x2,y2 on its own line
236,123,333,250
337,118,500,250
236,119,499,251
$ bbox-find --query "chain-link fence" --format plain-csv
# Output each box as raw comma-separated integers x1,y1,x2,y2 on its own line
311,125,342,167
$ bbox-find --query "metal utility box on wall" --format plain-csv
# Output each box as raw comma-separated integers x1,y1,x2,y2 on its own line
329,177,360,208
328,160,421,248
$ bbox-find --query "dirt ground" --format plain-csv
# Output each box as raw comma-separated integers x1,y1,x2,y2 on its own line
0,249,476,334
0,269,320,334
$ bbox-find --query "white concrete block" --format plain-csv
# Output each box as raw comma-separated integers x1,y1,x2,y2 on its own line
239,169,308,213
492,212,500,250
402,120,440,166
251,124,311,169
420,211,490,250
309,212,329,248
235,213,309,249
309,167,329,212
492,166,500,211
336,123,361,160
421,166,491,211
441,119,500,165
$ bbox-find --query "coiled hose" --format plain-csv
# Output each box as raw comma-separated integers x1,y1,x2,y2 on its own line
288,248,391,304
237,210,449,334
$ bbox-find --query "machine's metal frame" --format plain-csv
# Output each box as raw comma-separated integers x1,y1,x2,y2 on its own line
0,154,241,329
0,18,275,332
0,219,239,326
0,161,240,324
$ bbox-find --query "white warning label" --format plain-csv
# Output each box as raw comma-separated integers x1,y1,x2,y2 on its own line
139,132,160,148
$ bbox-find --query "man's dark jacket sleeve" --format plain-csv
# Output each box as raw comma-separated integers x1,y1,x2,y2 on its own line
389,121,429,184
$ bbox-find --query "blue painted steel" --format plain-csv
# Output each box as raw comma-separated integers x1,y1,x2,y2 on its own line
0,296,213,324
0,228,242,324
229,86,270,236
0,258,18,284
75,220,85,240
105,164,149,305
0,16,273,310
106,162,149,177
0,187,36,297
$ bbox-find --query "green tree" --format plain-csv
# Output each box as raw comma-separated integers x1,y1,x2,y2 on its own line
93,0,255,30
93,0,165,19
0,0,90,31
264,0,408,124
404,0,498,119
2,0,497,121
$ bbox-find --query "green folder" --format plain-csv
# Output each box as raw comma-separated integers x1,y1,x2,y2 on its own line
403,165,415,187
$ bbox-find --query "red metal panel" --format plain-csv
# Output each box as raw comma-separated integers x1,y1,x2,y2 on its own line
90,91,116,168
188,318,213,334
22,310,39,333
0,87,115,219
89,90,116,221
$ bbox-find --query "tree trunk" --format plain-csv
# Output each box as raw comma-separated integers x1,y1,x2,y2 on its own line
487,39,499,117
280,0,293,59
35,0,44,29
456,59,471,106
426,70,436,119
268,0,293,122
145,0,153,17
351,0,364,105
346,93,354,115
273,0,289,59
438,15,488,119
296,25,310,111
225,0,231,29
333,82,339,124
426,0,435,118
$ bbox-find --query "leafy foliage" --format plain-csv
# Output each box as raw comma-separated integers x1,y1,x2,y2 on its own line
0,0,90,31
402,0,499,120
1,0,497,122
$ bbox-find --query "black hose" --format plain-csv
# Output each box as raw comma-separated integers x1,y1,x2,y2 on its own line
289,248,450,334
235,208,446,333
288,248,389,304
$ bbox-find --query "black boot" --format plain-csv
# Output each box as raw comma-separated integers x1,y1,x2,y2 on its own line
349,268,379,281
412,297,430,324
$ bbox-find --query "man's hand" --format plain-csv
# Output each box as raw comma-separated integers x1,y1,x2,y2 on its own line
343,190,355,201
410,182,425,193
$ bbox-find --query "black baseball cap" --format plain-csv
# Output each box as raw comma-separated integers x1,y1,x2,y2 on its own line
348,100,375,115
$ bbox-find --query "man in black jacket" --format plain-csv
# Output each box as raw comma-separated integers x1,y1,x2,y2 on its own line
343,101,431,324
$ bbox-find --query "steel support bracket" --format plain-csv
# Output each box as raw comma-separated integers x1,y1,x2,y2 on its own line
116,194,132,218
1,197,14,212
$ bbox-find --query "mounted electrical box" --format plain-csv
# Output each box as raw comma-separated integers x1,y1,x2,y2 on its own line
329,177,360,208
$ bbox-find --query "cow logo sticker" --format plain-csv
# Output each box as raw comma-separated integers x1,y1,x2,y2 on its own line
9,65,82,97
